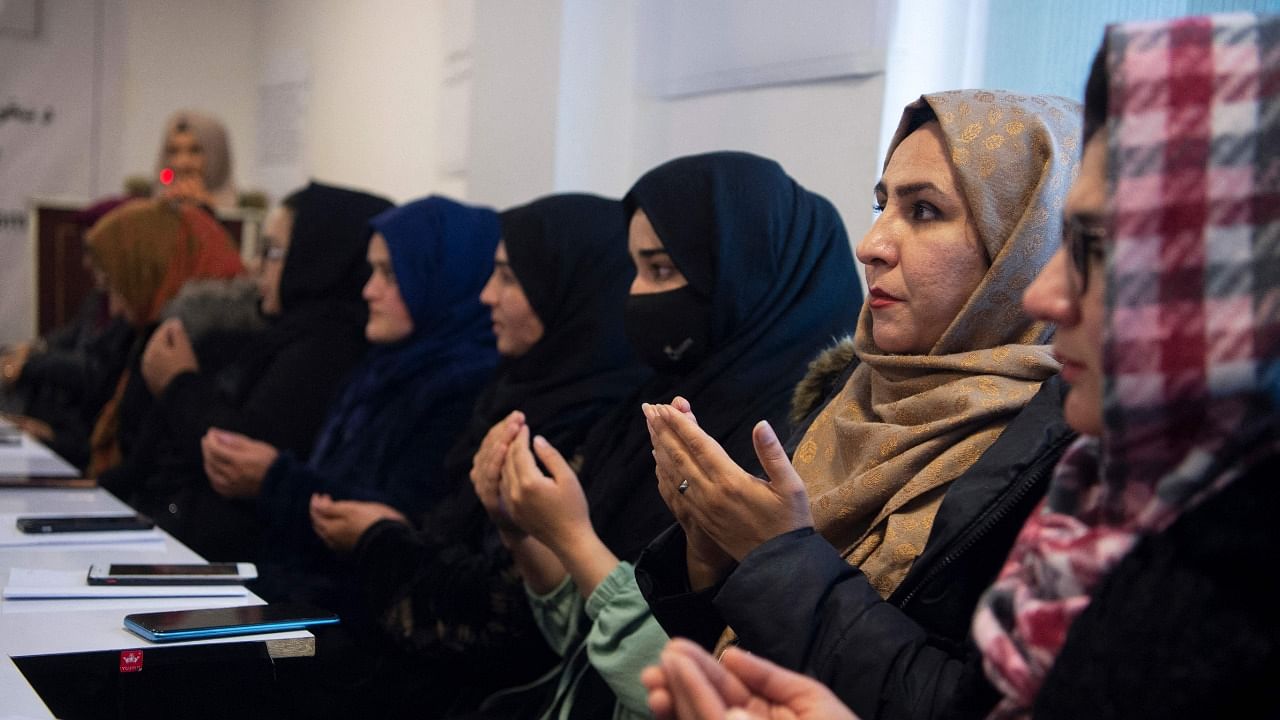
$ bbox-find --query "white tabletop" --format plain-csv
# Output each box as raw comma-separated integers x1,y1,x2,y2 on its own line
0,432,79,479
0,487,308,718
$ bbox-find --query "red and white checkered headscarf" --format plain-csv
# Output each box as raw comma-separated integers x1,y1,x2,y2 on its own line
972,13,1280,717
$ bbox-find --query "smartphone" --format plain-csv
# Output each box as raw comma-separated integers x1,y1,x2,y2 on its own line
87,563,257,586
123,603,339,642
15,514,155,534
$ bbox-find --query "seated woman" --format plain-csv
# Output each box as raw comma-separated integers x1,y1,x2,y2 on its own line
1,196,135,469
478,151,860,718
154,110,238,210
304,193,649,716
100,183,391,560
83,199,244,479
971,13,1280,718
643,16,1280,719
200,196,500,610
636,90,1081,720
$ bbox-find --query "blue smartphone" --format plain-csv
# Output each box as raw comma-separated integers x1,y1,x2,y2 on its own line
123,603,338,642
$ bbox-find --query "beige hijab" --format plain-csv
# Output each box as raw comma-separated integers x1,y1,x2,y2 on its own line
796,90,1082,598
154,110,237,209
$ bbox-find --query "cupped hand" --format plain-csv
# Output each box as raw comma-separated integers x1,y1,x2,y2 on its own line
309,493,408,553
470,410,526,536
649,399,813,563
141,318,198,396
500,425,592,556
645,397,735,589
1,342,33,386
201,428,278,499
641,638,858,720
161,175,215,207
2,413,53,443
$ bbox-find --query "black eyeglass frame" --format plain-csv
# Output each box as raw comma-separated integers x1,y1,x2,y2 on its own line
1063,215,1107,295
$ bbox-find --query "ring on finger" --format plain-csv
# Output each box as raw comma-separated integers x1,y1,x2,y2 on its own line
677,479,690,494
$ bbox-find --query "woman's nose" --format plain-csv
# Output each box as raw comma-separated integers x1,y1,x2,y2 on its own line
1022,249,1078,326
856,214,898,268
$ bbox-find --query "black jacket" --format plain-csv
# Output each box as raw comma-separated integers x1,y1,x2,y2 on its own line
1005,456,1280,719
635,360,1074,720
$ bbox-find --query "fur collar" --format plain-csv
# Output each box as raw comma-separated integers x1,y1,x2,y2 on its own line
790,336,856,427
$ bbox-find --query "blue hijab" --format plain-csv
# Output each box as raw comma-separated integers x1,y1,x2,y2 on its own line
307,196,500,489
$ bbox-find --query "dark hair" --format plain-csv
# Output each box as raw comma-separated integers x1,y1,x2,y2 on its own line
1083,42,1108,144
280,188,305,213
904,103,939,136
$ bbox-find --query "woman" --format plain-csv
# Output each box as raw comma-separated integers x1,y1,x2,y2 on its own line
973,13,1280,718
204,196,500,609
102,182,390,560
636,90,1081,719
1,196,136,470
306,193,649,716
482,151,860,718
154,110,237,210
85,199,244,478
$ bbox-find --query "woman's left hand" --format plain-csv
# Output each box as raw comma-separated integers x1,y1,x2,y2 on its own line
501,425,591,556
649,402,813,562
309,494,408,552
141,318,198,396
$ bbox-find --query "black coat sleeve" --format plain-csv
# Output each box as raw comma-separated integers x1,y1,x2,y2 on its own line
157,329,363,464
717,529,972,720
633,523,735,650
349,510,557,694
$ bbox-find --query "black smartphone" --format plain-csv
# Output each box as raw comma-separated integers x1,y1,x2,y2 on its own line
123,603,339,642
87,562,257,585
15,514,155,534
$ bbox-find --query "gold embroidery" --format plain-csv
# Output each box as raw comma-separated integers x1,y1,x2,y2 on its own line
952,147,971,166
987,107,1003,126
960,122,983,143
796,439,818,464
894,542,920,560
1005,119,1026,135
984,134,1005,151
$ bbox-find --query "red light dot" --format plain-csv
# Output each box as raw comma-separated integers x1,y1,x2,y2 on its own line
160,168,174,185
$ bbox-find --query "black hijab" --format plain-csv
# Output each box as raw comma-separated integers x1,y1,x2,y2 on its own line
229,183,391,403
443,193,648,474
277,182,393,332
583,151,862,561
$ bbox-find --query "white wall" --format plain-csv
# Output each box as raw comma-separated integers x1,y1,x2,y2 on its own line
465,0,564,209
469,0,886,247
108,0,259,199
252,0,448,204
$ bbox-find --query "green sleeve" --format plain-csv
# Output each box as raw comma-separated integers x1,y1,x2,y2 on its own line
584,561,670,718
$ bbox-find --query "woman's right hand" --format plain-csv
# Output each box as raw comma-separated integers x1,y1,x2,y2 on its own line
642,638,859,720
201,428,278,499
161,175,215,208
470,411,526,537
1,342,33,387
645,398,736,590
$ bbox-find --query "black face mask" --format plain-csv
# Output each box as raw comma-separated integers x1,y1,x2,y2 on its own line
624,285,712,375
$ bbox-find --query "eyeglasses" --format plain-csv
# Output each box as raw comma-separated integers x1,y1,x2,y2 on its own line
1063,215,1106,295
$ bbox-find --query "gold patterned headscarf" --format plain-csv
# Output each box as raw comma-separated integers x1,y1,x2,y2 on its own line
796,91,1081,598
